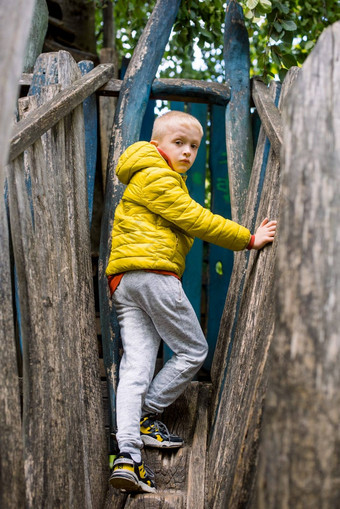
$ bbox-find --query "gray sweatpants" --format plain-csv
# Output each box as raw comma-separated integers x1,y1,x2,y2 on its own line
112,270,208,455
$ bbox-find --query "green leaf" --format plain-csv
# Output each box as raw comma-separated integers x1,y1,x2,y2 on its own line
279,67,288,82
305,40,315,51
281,53,297,68
258,0,272,13
271,48,281,66
273,21,282,32
247,0,259,10
281,20,297,31
245,9,254,19
215,261,223,276
277,2,289,14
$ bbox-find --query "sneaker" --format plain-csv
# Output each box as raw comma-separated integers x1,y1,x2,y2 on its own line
140,415,184,449
109,452,156,493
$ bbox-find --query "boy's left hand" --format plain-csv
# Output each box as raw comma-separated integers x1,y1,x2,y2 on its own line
253,218,277,250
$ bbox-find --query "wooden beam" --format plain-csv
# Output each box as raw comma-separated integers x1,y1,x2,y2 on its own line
255,22,340,507
224,0,253,223
9,63,114,161
252,78,283,158
23,73,231,105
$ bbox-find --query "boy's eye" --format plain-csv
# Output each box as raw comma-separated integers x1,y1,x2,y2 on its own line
175,140,182,145
191,144,198,149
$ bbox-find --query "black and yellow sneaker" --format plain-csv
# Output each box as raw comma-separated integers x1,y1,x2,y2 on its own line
109,452,156,493
140,415,184,449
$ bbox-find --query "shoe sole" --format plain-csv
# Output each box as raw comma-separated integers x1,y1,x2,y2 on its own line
141,435,183,448
110,471,156,494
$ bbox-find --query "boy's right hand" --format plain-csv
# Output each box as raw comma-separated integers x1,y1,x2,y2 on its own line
253,218,277,250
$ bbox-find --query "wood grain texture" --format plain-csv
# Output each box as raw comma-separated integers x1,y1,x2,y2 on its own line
7,51,108,508
207,69,300,509
104,382,210,508
252,78,283,158
9,60,114,161
254,22,340,509
224,0,253,223
0,1,36,507
22,74,230,105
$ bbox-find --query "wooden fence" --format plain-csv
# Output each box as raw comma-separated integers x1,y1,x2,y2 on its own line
1,0,339,507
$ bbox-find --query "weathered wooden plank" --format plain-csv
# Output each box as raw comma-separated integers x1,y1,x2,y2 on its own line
207,71,300,508
186,383,210,509
22,74,231,105
210,80,281,398
22,0,48,73
99,48,118,191
224,0,253,223
8,51,107,508
252,78,283,157
99,77,230,105
104,382,207,507
98,0,181,442
254,22,340,508
9,62,114,161
78,60,97,224
0,1,36,507
205,104,234,369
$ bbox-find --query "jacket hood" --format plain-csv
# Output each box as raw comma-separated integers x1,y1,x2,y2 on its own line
116,141,170,185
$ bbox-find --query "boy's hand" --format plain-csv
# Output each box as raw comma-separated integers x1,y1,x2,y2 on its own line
253,218,277,250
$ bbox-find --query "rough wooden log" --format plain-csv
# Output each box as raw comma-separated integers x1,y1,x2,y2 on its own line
252,78,283,157
207,69,300,509
224,0,253,223
9,62,114,161
254,22,340,508
0,1,36,507
98,0,181,449
7,51,107,508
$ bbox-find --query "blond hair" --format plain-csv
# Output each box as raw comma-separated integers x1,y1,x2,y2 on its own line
151,110,204,141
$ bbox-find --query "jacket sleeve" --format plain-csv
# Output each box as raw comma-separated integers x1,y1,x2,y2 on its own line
142,169,251,251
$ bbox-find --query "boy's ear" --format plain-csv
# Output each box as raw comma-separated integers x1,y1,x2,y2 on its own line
150,140,158,147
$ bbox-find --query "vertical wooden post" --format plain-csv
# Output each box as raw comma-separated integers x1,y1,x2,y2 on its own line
78,60,97,225
0,1,36,507
207,68,299,508
8,51,107,508
205,104,234,369
224,0,253,224
98,0,181,441
254,22,340,508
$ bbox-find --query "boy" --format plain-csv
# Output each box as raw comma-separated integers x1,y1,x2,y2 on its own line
107,111,276,493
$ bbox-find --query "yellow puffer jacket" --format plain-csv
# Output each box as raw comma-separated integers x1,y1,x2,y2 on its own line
106,142,251,277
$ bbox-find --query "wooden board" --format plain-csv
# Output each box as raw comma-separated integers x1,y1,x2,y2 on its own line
0,1,36,507
207,70,300,508
205,104,234,369
254,22,340,508
9,60,114,161
78,60,98,225
224,0,253,223
7,51,108,508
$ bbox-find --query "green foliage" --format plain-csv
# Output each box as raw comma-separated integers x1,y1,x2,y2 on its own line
243,0,340,80
96,0,340,81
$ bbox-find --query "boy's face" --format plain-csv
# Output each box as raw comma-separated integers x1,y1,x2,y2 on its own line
151,122,202,174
